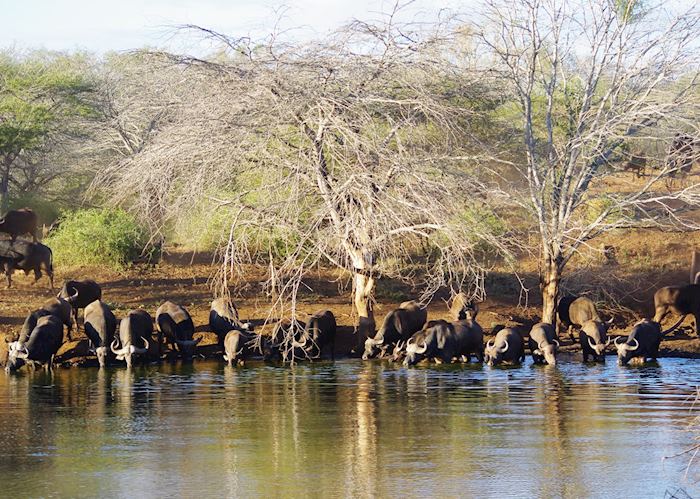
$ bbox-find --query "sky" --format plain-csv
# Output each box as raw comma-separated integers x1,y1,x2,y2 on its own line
0,0,462,54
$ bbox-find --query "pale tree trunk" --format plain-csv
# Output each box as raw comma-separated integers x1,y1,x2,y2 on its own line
0,155,12,214
541,251,563,325
353,272,376,351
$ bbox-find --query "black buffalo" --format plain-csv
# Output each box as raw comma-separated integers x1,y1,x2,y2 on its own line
404,319,484,366
484,327,525,366
653,284,700,335
156,301,201,359
0,240,53,289
6,315,64,372
59,280,102,329
293,310,337,360
579,320,612,362
528,322,559,366
614,318,682,365
111,309,152,368
557,295,612,341
448,292,479,321
263,319,305,362
84,300,117,368
0,208,38,242
363,301,427,360
209,298,250,348
223,329,256,366
13,296,73,352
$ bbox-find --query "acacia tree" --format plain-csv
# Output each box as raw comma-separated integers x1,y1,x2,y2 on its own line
475,0,700,323
94,16,511,353
0,51,94,213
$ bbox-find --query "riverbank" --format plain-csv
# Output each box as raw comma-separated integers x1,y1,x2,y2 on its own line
0,250,699,367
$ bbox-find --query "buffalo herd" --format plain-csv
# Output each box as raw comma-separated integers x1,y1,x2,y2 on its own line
4,281,695,373
0,207,698,372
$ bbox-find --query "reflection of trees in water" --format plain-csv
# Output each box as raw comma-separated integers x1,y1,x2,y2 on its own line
0,372,57,475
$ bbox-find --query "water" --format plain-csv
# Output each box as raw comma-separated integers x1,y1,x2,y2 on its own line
0,359,698,498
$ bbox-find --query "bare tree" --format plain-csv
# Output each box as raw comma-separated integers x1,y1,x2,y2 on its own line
474,0,700,323
87,52,188,245
94,12,512,354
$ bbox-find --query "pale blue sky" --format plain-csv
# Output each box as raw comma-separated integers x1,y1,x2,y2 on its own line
0,0,461,53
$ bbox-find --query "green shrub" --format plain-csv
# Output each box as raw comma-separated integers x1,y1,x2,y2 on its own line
45,208,149,268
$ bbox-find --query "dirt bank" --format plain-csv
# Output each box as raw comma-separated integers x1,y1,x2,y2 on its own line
0,251,698,367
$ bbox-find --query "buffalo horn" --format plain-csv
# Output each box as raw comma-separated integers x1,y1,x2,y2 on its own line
587,336,597,351
414,341,428,355
661,315,687,335
498,339,509,354
133,337,149,354
66,287,79,303
627,337,639,351
292,336,308,348
110,339,123,355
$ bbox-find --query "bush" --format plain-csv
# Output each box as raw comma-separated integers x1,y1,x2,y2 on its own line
45,208,150,268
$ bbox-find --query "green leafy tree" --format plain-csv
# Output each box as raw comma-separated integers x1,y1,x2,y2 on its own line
0,51,94,213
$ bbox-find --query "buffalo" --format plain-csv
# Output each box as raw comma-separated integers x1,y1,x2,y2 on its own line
84,300,117,368
6,315,64,372
156,301,201,359
0,240,53,289
59,280,102,329
667,133,697,175
223,329,256,366
14,296,74,351
0,208,38,242
111,309,152,368
291,310,337,360
263,319,305,362
653,284,700,335
209,298,250,348
557,295,612,341
484,327,525,366
404,319,484,366
528,322,559,366
448,293,479,321
614,317,684,365
580,320,612,362
363,301,427,360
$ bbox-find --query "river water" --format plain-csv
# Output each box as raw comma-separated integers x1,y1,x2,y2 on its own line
0,358,698,498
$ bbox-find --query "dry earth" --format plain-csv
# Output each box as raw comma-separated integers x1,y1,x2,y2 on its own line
1,232,700,368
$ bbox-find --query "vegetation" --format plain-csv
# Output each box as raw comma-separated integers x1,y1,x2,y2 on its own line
0,0,698,341
45,209,150,268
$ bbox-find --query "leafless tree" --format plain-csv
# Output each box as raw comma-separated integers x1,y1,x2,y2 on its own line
93,11,512,355
87,52,189,244
474,0,700,323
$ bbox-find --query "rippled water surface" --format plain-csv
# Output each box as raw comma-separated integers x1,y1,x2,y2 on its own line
0,359,698,498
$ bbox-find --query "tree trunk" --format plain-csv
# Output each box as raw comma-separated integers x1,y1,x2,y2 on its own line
354,272,376,351
541,255,562,325
0,156,11,214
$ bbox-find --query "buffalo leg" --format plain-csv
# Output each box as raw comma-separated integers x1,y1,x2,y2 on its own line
653,306,668,324
32,268,42,285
